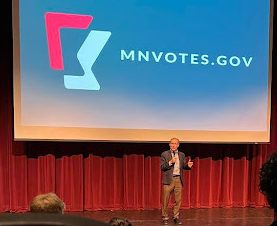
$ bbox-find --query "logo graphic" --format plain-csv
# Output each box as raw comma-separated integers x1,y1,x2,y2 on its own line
45,12,111,90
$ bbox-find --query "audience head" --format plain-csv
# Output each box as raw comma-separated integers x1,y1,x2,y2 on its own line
30,192,65,214
259,151,277,213
109,217,132,226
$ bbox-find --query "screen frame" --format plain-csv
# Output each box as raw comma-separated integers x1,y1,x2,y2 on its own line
12,0,274,143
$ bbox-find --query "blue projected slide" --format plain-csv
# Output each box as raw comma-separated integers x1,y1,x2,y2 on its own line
13,0,272,142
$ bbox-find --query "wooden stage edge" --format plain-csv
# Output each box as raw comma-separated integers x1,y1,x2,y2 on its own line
69,207,274,226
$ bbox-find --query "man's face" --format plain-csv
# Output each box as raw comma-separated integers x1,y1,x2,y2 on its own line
169,139,179,151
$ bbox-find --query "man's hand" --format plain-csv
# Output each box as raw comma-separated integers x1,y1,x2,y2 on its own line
169,157,177,165
187,158,193,168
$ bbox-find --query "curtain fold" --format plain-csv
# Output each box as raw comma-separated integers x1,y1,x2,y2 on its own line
123,154,145,209
27,154,56,201
56,155,83,211
84,154,124,210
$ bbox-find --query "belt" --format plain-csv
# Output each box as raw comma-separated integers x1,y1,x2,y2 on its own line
173,175,180,177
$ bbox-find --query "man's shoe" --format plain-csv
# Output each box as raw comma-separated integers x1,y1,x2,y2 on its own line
173,218,182,225
162,219,169,225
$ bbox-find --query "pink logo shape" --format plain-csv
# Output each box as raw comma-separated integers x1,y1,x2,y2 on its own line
45,12,93,70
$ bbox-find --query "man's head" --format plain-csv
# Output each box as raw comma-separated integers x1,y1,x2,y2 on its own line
30,192,65,214
259,151,277,213
169,138,180,152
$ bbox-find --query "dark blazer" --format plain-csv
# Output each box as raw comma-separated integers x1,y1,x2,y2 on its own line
161,150,191,185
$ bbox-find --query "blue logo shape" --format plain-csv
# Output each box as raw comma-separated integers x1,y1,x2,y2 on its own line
64,30,111,90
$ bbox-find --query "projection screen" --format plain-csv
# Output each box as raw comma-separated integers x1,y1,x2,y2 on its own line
13,0,273,142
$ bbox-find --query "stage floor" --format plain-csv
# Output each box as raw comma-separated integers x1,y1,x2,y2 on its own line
71,207,274,226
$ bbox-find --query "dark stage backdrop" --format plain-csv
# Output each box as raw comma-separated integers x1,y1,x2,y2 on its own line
0,2,276,212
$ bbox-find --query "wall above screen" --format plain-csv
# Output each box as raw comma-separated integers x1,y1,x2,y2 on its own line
13,0,273,142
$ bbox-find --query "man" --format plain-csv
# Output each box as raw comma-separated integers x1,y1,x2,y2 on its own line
30,192,65,214
259,151,277,226
161,138,193,225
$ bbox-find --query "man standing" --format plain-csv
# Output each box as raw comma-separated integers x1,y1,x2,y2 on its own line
161,138,193,225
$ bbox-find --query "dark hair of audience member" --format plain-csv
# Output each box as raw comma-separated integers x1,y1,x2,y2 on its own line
109,217,132,226
259,151,277,213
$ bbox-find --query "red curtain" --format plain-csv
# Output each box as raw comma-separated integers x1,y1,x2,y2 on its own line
0,1,276,212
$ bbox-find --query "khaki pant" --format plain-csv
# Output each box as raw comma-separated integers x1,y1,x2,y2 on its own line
162,176,182,219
